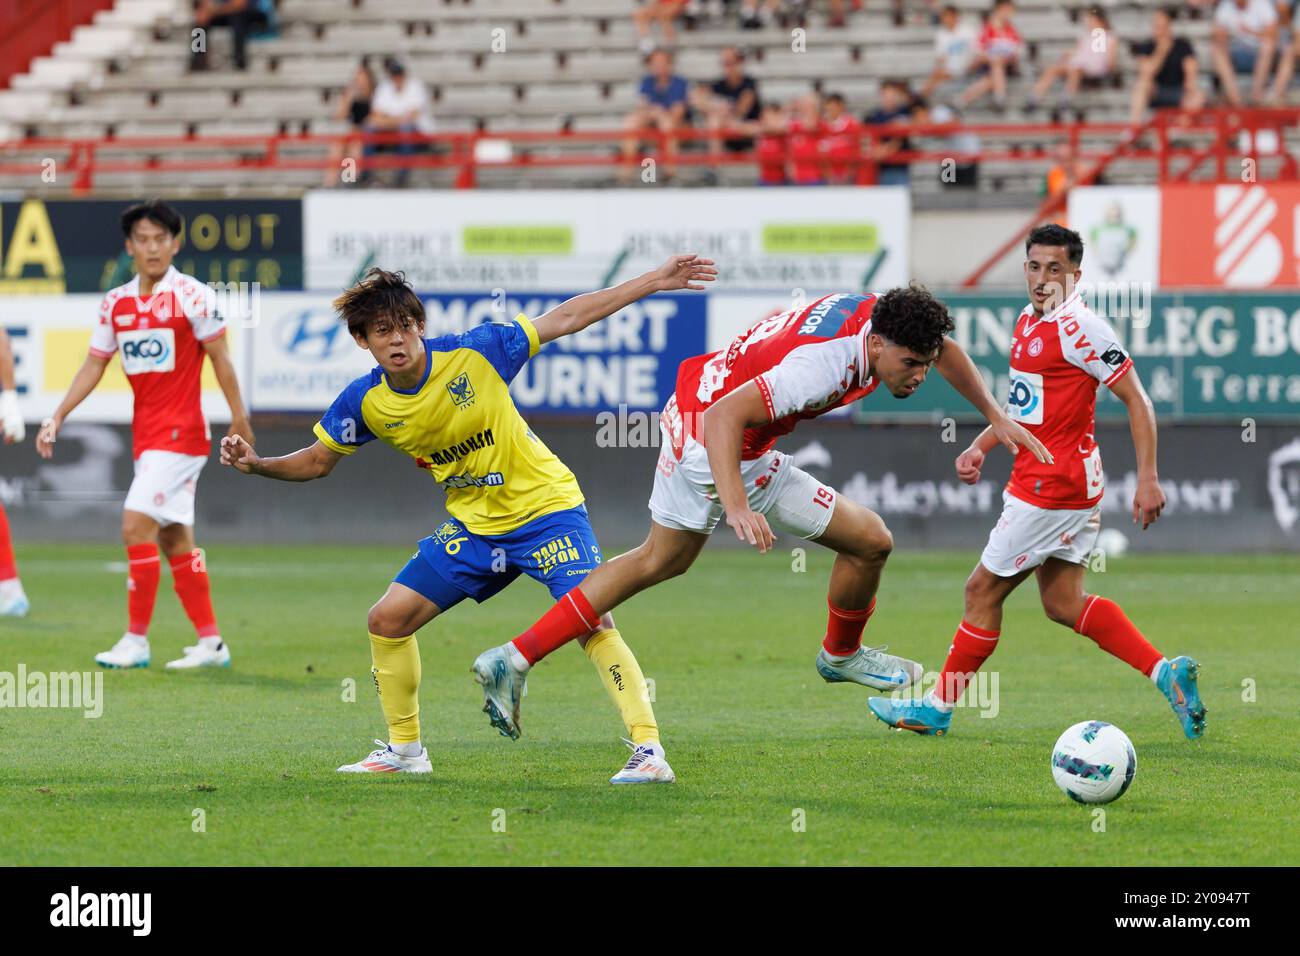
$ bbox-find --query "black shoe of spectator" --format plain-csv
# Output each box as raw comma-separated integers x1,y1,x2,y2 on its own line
740,15,762,30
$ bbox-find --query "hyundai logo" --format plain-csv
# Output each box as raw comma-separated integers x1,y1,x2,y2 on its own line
277,309,349,362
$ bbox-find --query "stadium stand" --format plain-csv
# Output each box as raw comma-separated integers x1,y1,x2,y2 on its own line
0,1,1296,201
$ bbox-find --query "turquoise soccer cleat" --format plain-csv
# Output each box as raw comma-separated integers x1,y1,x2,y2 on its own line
1154,656,1206,740
867,695,953,736
471,645,527,740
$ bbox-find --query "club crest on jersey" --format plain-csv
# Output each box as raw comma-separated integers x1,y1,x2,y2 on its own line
1027,337,1044,357
1006,369,1043,425
431,520,462,544
446,373,476,408
117,328,176,375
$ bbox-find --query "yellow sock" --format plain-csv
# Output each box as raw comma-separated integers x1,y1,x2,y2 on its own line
368,632,421,744
584,627,660,746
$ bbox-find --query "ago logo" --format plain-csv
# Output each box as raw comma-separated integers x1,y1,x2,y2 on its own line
0,200,65,293
1159,183,1300,288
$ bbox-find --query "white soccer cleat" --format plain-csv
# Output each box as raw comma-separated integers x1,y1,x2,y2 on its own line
0,591,29,617
95,635,151,670
337,740,432,774
816,644,923,691
610,739,676,785
164,641,232,670
471,644,527,740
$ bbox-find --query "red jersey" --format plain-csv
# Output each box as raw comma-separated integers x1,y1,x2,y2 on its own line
664,293,880,461
787,117,825,184
89,265,227,460
1005,290,1132,509
978,21,1022,60
820,113,861,182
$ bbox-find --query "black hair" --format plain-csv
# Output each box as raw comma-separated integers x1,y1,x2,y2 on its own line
120,199,182,239
333,268,426,337
1025,223,1084,267
825,92,846,106
871,284,955,358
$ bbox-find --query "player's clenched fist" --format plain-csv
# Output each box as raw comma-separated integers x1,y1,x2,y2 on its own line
955,446,984,485
726,507,775,553
35,417,59,459
221,434,258,474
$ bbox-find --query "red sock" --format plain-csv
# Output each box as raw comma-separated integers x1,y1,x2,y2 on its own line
512,588,598,665
935,620,1000,704
126,543,161,635
0,504,17,581
823,596,876,655
1074,595,1162,676
170,551,219,638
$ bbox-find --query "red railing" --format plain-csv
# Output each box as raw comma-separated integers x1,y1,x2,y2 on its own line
0,0,115,89
3,110,1298,193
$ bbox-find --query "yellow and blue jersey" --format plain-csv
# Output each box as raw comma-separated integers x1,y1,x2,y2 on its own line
313,315,585,536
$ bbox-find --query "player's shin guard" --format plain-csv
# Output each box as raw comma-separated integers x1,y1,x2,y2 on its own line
170,551,219,638
584,627,659,746
369,633,421,744
1074,595,1163,676
822,596,876,655
512,587,599,665
935,620,1000,705
126,543,161,636
0,503,18,582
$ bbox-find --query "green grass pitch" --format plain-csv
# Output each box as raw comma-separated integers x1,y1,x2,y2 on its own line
2,542,1296,866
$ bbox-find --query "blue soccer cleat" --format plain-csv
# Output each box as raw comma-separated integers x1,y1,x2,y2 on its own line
1154,655,1206,740
471,645,527,740
867,695,953,736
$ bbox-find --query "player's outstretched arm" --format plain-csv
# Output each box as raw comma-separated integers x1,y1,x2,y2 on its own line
935,337,1053,465
1110,368,1165,529
220,436,343,481
699,381,776,553
530,254,717,345
36,353,110,459
0,329,23,445
204,336,255,449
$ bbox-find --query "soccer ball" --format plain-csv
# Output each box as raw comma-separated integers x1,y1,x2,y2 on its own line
1096,528,1129,558
1051,721,1137,805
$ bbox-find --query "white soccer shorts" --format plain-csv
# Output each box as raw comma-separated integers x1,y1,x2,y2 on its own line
980,489,1102,577
123,450,207,527
648,432,837,540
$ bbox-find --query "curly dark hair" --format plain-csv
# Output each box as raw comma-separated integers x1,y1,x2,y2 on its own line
870,284,954,357
332,267,426,337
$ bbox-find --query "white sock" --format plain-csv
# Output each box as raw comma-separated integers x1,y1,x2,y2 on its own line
389,740,422,757
124,632,149,647
507,643,530,672
1149,658,1168,685
637,740,662,755
925,691,954,713
0,577,24,599
198,635,224,651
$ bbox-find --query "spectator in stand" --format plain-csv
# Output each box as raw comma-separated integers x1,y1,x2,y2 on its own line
959,1,1023,110
365,58,436,186
922,5,979,99
865,79,914,186
623,48,691,181
740,0,808,30
693,47,762,158
787,93,826,185
1026,7,1117,113
190,0,275,72
634,1,688,54
755,101,790,185
324,58,376,188
1211,0,1292,105
820,92,861,184
1129,7,1206,125
911,98,981,187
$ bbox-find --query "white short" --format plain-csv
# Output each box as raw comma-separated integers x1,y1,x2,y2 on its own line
648,432,837,539
980,489,1102,577
123,450,207,527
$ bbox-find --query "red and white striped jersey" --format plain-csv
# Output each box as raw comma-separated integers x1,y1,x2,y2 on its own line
1005,290,1133,509
663,292,880,461
89,265,226,460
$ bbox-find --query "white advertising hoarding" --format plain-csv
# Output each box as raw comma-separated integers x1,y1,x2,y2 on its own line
1066,186,1161,285
304,187,911,294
